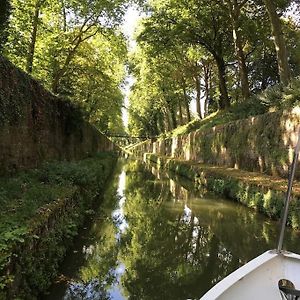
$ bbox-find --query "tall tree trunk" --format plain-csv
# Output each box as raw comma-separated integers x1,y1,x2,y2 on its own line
182,79,191,122
51,37,82,93
0,0,11,51
195,76,202,118
152,113,159,136
61,0,67,32
170,106,177,129
204,65,210,116
163,108,171,132
26,0,42,74
228,0,250,100
178,99,184,125
214,54,230,109
263,0,290,85
157,112,165,133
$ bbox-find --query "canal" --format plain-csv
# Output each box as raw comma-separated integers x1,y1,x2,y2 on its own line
45,159,300,300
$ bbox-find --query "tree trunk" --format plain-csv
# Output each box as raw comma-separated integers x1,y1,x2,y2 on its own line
178,99,183,125
228,1,250,100
182,80,191,122
26,0,41,74
204,65,210,116
170,106,177,129
0,0,11,51
195,76,202,118
51,20,99,94
61,0,67,32
263,0,290,85
51,37,82,93
157,112,165,133
214,54,230,109
163,108,171,132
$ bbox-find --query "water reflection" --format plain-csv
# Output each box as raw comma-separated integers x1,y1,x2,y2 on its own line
46,160,300,300
112,170,128,238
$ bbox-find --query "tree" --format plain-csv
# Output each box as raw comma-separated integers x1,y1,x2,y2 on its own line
70,32,127,134
26,0,47,73
4,0,128,133
263,0,291,85
138,0,233,109
225,0,251,100
0,0,11,52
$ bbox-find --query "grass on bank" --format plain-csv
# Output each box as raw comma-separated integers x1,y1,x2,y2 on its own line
0,152,116,293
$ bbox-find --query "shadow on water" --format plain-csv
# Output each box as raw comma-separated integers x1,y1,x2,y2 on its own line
44,159,300,300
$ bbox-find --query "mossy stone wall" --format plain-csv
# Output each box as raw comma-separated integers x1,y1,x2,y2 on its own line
0,56,117,174
131,108,300,179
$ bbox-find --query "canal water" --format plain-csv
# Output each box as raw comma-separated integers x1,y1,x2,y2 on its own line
45,159,300,300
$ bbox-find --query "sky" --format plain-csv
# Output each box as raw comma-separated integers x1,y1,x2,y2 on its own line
121,6,142,50
121,6,142,128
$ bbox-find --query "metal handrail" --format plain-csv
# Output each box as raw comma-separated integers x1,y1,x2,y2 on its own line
277,130,300,252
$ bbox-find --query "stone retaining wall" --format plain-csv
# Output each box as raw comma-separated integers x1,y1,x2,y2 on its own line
130,108,300,179
0,56,117,174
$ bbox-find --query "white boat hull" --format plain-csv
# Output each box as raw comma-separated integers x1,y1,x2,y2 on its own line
201,250,300,300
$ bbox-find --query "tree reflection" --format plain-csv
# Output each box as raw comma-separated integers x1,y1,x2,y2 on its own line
64,279,110,300
118,161,283,299
48,161,299,300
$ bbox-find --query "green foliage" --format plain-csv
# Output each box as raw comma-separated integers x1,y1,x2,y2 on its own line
0,152,117,297
127,0,300,137
252,77,300,110
3,0,128,133
0,0,11,52
162,77,300,139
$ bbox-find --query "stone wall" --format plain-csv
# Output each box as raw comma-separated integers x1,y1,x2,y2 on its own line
130,108,300,179
0,56,117,174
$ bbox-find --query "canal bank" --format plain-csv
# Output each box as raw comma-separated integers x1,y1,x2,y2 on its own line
45,159,300,299
143,153,300,229
0,152,118,299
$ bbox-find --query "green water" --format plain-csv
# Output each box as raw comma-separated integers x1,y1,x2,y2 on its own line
44,160,300,300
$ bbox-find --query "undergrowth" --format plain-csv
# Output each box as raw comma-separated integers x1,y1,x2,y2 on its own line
0,152,117,298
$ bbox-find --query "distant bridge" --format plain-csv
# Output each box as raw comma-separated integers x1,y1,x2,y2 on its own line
105,134,158,146
105,134,157,139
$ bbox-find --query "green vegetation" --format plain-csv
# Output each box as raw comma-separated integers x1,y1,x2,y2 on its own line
2,0,129,135
161,76,300,138
1,0,299,139
0,152,117,299
0,0,11,51
128,0,300,138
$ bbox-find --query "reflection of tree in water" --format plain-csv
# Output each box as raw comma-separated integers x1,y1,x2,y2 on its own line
119,162,221,299
119,193,221,299
54,160,300,300
62,223,120,299
59,162,125,300
64,279,110,300
119,161,286,299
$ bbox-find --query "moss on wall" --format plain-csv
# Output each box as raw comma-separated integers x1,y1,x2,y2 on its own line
132,108,300,180
0,56,118,175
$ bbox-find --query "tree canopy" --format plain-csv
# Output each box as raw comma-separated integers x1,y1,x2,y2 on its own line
2,0,129,134
0,0,299,137
128,0,300,137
